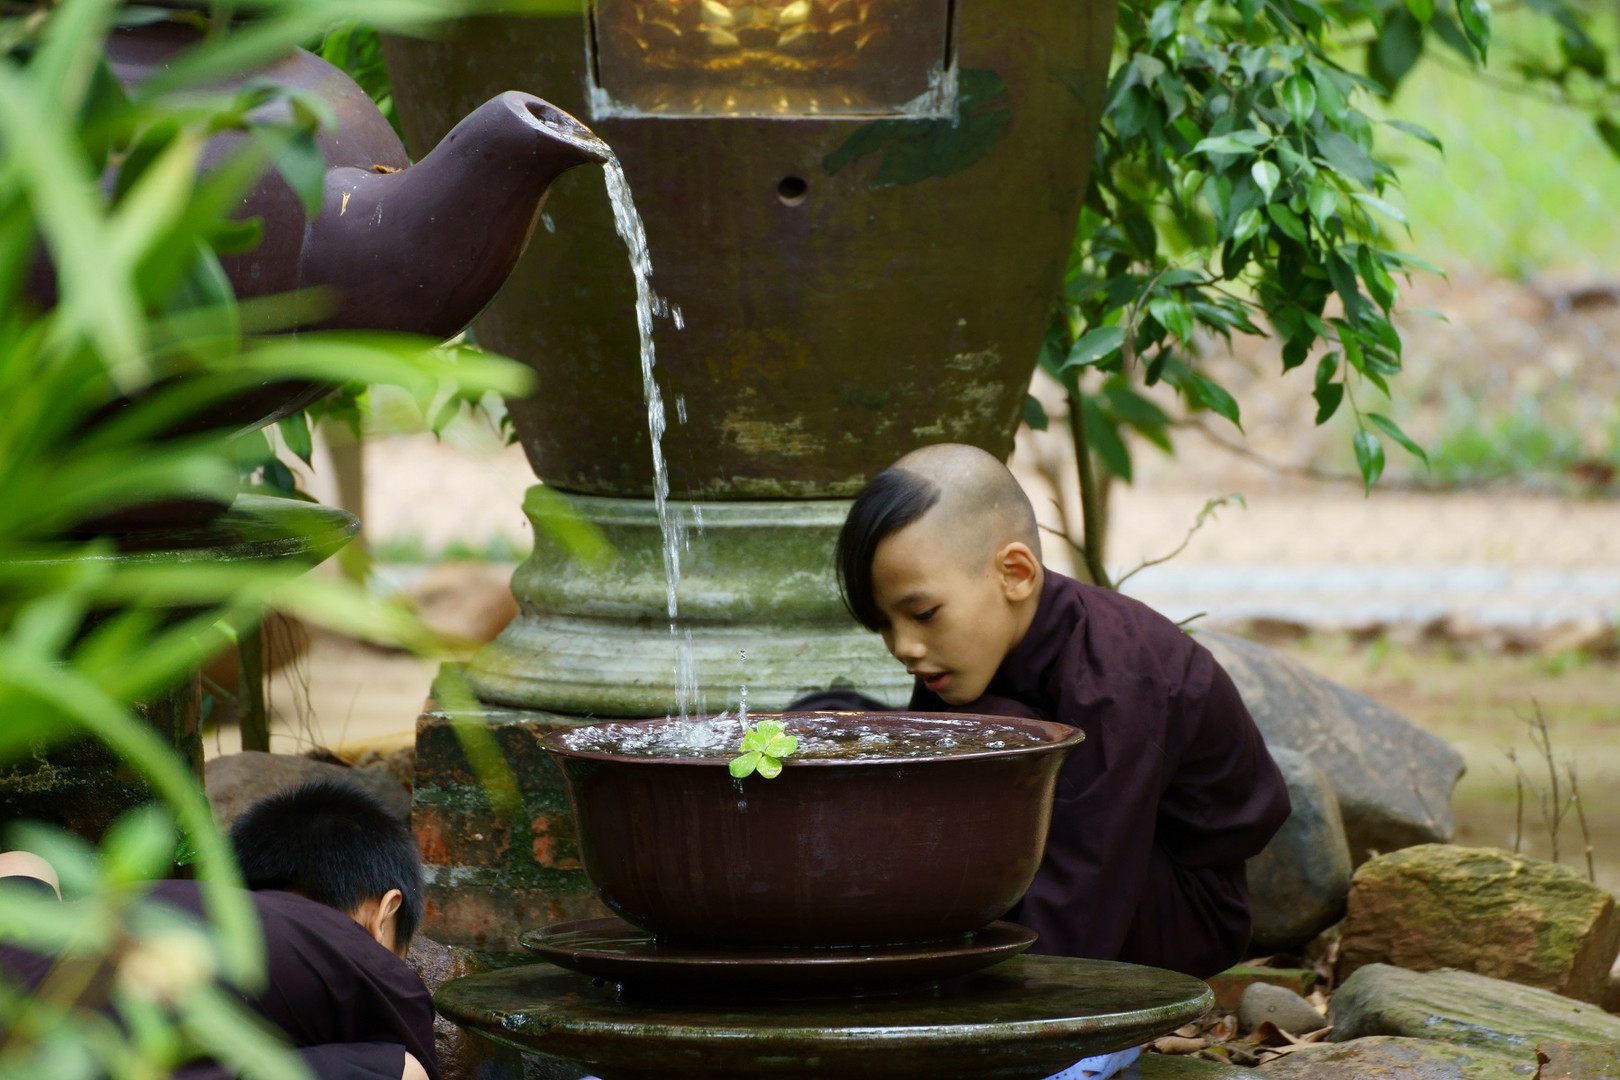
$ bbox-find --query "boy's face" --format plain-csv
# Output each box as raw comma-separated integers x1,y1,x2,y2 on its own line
869,521,1038,705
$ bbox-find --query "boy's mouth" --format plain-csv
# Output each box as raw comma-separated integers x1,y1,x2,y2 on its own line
913,670,951,693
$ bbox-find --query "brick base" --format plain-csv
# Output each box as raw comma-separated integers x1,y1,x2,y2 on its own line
414,669,612,957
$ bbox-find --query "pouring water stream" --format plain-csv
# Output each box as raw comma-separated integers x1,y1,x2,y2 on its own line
603,158,715,721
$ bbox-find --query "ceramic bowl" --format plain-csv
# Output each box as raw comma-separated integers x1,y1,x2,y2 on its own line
542,711,1083,948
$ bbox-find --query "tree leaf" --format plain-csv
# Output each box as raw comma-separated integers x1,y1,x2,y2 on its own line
1307,177,1338,225
1279,76,1317,128
1351,193,1409,227
1315,131,1377,189
1456,0,1492,60
1251,160,1280,201
1595,118,1620,162
1267,203,1309,243
755,755,783,779
1354,429,1385,492
1407,0,1436,22
1367,412,1429,465
1386,119,1443,154
1188,373,1243,430
1233,207,1265,245
1082,394,1133,482
1064,326,1125,369
1312,381,1344,424
1194,131,1269,156
729,751,762,779
1023,393,1049,431
276,413,313,466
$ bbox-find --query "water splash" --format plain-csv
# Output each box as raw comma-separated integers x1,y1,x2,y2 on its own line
603,159,698,717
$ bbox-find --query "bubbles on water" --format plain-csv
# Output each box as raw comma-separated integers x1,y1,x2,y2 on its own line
675,395,687,424
671,305,685,330
541,212,556,234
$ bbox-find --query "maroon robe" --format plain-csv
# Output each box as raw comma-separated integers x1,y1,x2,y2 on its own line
909,570,1292,978
1,879,438,1080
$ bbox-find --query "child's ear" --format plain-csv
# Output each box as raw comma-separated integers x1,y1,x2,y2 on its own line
996,542,1040,601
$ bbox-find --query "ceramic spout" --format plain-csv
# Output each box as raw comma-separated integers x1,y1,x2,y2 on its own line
298,91,611,339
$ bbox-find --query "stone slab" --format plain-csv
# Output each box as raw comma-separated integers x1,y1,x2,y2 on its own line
1256,1035,1534,1079
1328,964,1620,1063
435,954,1213,1080
1535,1041,1620,1080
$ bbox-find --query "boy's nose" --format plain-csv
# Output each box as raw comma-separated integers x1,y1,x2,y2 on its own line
889,630,926,661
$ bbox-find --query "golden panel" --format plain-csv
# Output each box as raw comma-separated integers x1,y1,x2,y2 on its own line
590,0,955,117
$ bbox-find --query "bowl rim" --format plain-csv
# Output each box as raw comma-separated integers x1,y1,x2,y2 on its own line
540,709,1084,768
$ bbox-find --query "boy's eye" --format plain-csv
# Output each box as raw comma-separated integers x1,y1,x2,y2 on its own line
915,607,938,623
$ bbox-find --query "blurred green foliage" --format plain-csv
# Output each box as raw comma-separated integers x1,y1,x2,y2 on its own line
0,1,536,1076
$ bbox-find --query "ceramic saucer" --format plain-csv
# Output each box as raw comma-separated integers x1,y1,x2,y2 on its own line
520,918,1037,994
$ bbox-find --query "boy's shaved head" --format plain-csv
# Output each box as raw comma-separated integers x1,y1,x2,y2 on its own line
889,444,1041,568
837,443,1040,631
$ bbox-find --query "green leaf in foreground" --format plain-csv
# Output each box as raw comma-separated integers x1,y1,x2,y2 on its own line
729,719,799,779
1354,429,1386,493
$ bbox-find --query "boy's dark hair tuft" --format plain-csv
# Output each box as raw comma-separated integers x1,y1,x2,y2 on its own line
230,780,423,947
836,467,941,632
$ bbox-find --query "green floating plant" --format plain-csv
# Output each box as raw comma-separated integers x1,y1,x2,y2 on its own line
729,719,799,780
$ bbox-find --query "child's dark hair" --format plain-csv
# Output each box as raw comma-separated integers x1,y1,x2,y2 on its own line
230,780,423,946
836,466,941,632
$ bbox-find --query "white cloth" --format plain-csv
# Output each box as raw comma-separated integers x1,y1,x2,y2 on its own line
1043,1044,1142,1080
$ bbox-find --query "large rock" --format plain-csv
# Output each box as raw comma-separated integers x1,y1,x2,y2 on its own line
1238,983,1326,1036
1200,631,1463,863
205,751,411,827
1256,1036,1532,1079
1328,964,1620,1062
1130,1055,1255,1079
1246,748,1352,953
1338,845,1620,1003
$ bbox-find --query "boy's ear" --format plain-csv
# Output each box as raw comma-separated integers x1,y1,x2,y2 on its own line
995,542,1041,601
355,888,405,955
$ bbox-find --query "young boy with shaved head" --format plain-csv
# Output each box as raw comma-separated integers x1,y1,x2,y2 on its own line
831,443,1291,983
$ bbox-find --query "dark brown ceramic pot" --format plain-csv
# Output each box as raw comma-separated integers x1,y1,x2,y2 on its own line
542,711,1084,948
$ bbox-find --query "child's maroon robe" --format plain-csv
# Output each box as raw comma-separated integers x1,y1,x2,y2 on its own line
910,570,1292,977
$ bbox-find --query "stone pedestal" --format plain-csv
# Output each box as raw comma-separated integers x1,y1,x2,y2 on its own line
467,489,909,716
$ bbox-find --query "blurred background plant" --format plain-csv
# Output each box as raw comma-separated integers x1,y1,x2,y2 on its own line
0,0,540,1076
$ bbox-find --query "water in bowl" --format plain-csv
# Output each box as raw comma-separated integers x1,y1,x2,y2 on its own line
557,714,1049,761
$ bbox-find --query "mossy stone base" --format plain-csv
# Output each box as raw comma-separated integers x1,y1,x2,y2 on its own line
1327,964,1620,1063
1338,845,1620,1002
1256,1036,1533,1079
467,491,910,716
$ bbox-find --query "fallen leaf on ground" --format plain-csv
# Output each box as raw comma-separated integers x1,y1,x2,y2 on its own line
1152,1036,1208,1054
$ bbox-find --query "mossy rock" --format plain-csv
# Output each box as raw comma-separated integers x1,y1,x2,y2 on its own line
1339,845,1620,1002
1256,1036,1533,1079
1328,965,1620,1063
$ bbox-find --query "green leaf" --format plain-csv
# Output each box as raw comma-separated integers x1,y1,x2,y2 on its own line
1354,429,1386,492
1358,246,1398,312
1251,160,1280,202
755,755,783,779
1148,296,1194,342
1187,373,1242,429
1233,207,1265,245
1386,119,1443,154
729,751,762,779
1307,177,1338,225
1279,76,1317,128
1456,0,1492,59
763,732,799,757
1351,193,1408,227
1315,131,1377,189
267,127,326,219
1407,0,1436,22
1023,393,1049,431
1082,394,1133,481
1194,131,1269,156
1596,118,1620,162
1267,203,1308,243
1064,326,1126,369
1313,381,1345,424
277,413,313,466
1367,412,1428,465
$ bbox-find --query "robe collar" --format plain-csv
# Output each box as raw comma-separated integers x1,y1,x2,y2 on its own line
984,567,1085,707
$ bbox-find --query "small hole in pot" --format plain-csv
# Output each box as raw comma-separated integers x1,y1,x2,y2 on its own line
777,176,809,206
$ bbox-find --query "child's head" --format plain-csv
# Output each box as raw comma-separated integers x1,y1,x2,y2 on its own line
837,443,1043,705
230,780,423,958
